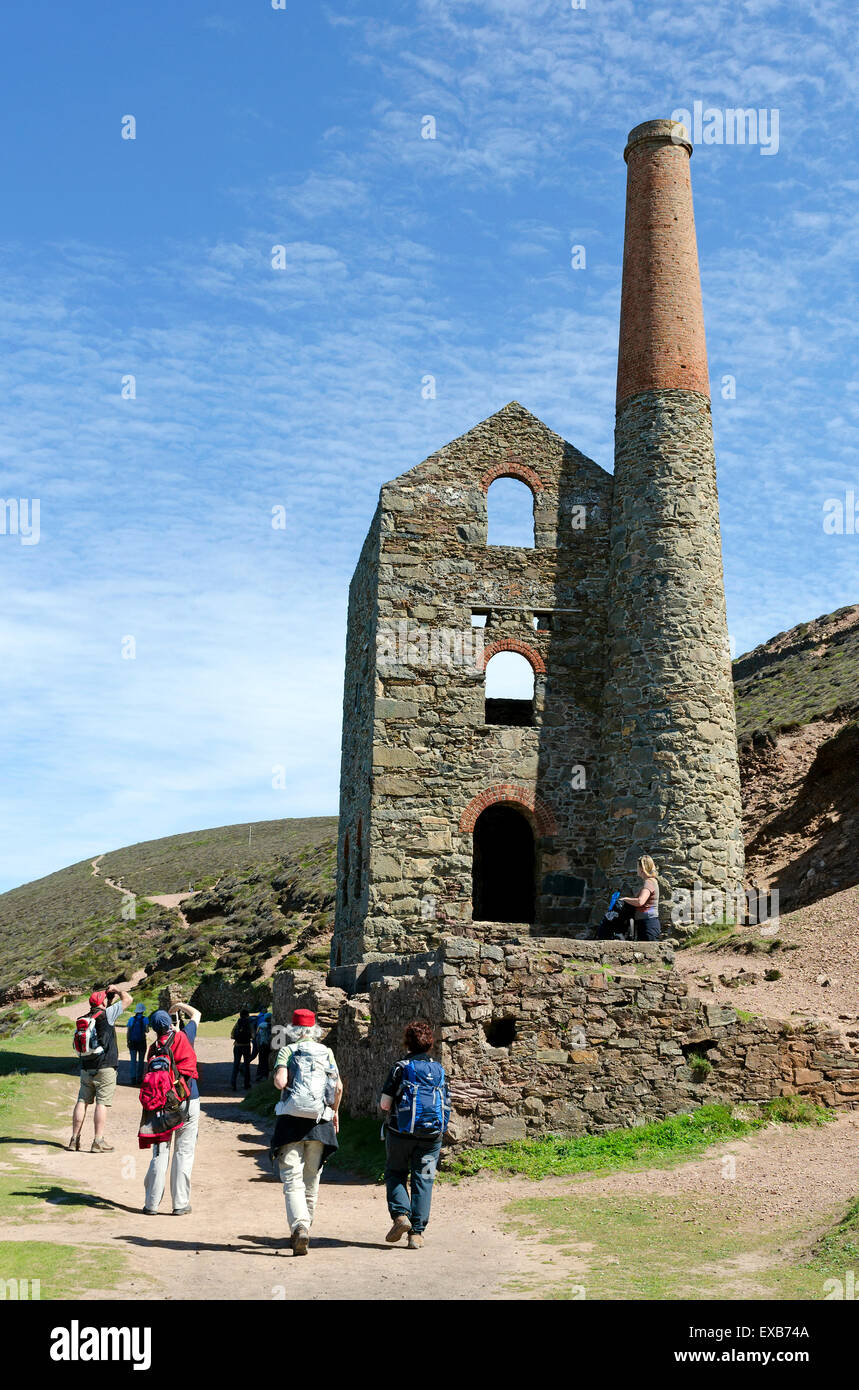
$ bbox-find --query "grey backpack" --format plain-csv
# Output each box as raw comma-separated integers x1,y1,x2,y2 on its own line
276,1040,336,1120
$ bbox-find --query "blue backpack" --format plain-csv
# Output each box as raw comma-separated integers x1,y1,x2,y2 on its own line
127,1014,147,1048
394,1057,450,1137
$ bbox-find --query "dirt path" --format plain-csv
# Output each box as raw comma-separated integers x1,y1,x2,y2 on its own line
89,852,201,957
4,1035,858,1301
1,1037,556,1300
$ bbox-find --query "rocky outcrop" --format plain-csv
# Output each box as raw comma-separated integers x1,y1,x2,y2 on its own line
0,974,63,1005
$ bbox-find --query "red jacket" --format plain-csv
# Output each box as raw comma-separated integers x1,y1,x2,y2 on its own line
148,1028,198,1080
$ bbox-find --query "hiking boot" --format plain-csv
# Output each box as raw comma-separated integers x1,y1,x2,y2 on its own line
407,1232,425,1250
172,1206,192,1216
143,1208,159,1215
292,1224,310,1255
90,1139,114,1153
386,1214,412,1244
66,1135,81,1152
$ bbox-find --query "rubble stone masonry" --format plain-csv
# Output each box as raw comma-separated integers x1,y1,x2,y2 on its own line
275,939,859,1146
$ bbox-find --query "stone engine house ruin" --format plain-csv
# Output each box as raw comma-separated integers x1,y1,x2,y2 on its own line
272,122,853,1146
333,119,744,969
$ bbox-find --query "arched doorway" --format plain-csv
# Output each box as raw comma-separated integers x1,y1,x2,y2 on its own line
472,803,536,923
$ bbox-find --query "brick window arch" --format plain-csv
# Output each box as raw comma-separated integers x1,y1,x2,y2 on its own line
480,460,544,494
459,784,558,837
482,638,546,675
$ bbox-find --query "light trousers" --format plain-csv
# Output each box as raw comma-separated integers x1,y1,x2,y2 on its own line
144,1097,200,1212
276,1139,325,1233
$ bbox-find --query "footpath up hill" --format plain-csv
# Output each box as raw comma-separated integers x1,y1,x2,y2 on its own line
0,817,336,1021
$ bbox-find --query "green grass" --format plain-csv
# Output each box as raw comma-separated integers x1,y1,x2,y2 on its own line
240,1077,280,1119
676,919,739,951
501,1190,842,1301
808,1196,859,1272
328,1116,387,1181
0,1240,128,1300
446,1101,833,1181
0,1047,120,1229
733,604,859,736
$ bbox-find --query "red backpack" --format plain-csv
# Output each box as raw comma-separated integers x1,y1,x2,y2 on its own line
137,1036,191,1149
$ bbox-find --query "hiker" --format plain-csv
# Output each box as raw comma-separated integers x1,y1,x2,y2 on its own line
255,1008,273,1083
126,1003,149,1085
67,983,133,1153
621,855,661,941
142,1003,201,1216
271,1008,342,1255
230,1007,254,1090
379,1019,450,1250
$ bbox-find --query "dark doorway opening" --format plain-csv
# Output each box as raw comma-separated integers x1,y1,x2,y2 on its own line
472,803,536,923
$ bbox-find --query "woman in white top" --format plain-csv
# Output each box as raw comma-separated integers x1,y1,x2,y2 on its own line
622,855,660,941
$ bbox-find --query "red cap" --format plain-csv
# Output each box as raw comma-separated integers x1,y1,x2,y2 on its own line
292,1009,316,1027
89,990,108,1007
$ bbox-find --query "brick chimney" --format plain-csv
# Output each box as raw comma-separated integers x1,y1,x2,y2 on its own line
616,120,710,404
598,119,744,921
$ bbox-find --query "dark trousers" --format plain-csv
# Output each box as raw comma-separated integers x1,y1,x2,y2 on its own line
635,915,661,941
385,1130,442,1234
129,1048,145,1084
231,1044,252,1089
256,1043,271,1083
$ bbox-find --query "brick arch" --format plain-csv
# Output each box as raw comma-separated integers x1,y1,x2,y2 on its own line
480,460,544,494
482,638,546,675
459,784,558,837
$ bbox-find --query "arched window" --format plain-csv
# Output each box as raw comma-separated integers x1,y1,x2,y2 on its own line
485,651,535,726
342,833,351,905
486,477,535,547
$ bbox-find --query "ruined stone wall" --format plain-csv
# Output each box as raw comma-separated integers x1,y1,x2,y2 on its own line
333,401,613,966
274,942,859,1144
335,510,381,966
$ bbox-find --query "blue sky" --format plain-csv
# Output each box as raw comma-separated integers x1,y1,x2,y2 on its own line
0,0,856,891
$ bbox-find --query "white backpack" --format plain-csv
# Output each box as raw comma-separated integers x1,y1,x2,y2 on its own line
276,1040,337,1120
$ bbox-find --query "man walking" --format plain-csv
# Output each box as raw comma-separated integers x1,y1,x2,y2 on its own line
143,1003,201,1216
230,1007,253,1090
379,1020,449,1250
67,983,133,1152
271,1008,342,1255
126,1003,149,1084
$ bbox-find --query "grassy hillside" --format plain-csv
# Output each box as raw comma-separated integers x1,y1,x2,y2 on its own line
733,603,859,738
0,817,337,1017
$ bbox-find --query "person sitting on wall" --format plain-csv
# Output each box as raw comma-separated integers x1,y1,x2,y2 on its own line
621,855,661,941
